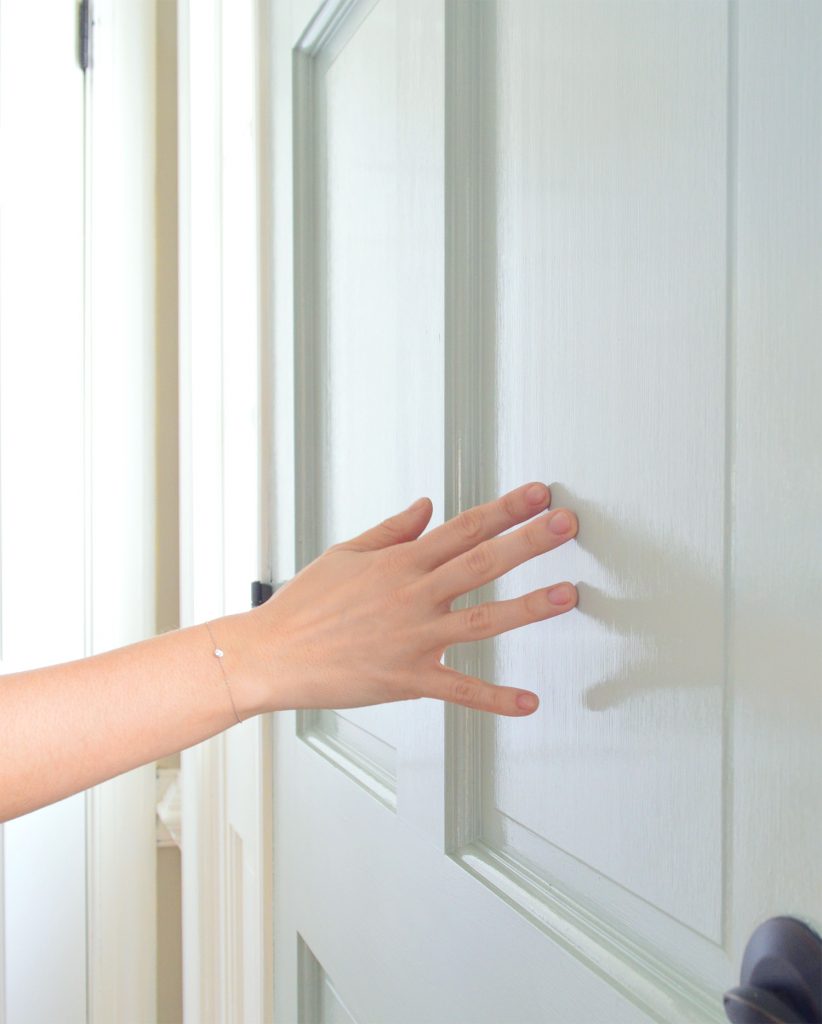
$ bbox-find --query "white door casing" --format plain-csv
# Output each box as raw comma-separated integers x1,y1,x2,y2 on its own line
267,1,822,1022
85,2,159,1016
177,0,273,1019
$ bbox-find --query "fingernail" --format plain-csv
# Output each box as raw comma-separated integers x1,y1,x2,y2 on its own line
526,483,549,505
516,692,539,711
408,497,428,511
547,583,575,606
549,511,572,535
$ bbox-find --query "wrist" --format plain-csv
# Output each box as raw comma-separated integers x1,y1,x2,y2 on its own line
206,609,278,720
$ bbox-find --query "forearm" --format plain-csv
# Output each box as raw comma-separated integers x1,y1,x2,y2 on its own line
0,611,270,822
0,483,579,822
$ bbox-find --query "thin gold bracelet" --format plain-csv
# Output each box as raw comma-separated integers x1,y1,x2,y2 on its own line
204,621,242,725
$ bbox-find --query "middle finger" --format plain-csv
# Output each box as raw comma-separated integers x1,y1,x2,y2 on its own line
426,508,578,605
412,482,552,572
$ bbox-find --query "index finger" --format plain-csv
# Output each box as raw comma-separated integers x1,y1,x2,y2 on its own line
412,482,551,572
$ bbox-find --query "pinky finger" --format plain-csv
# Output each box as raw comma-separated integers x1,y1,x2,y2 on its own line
423,665,540,717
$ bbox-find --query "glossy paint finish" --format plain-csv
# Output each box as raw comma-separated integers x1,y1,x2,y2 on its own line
268,1,822,1021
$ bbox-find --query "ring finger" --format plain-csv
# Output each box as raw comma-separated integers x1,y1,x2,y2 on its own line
431,581,578,646
427,508,578,605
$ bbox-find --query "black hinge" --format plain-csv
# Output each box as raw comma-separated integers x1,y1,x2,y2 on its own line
78,0,91,72
251,581,274,608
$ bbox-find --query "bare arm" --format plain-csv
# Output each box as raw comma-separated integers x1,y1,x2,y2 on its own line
0,612,271,821
0,482,578,822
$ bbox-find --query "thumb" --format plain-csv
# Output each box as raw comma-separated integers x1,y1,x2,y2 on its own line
341,497,432,552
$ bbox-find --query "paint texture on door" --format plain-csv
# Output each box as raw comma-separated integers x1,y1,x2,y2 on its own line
271,1,822,1021
294,0,446,829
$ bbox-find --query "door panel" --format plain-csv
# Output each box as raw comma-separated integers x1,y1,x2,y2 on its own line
270,1,822,1021
489,0,726,947
294,0,446,834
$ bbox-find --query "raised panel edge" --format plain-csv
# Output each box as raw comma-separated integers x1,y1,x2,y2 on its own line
457,841,725,1024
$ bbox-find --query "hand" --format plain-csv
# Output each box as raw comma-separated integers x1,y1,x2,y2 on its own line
247,482,578,716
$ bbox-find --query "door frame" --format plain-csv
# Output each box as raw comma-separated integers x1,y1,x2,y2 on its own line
0,1,159,1020
177,0,274,1018
85,2,160,1020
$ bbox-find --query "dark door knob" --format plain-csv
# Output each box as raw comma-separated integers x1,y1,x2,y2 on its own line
724,917,822,1023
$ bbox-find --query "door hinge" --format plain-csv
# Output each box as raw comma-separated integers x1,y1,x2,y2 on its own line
78,0,91,72
251,581,275,608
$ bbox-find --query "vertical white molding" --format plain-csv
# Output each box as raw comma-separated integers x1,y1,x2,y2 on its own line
255,4,277,1020
85,1,159,1020
179,0,272,1015
177,0,228,1018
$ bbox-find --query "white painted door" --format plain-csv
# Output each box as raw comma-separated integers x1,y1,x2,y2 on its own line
266,1,822,1020
0,5,87,1018
1,3,159,1021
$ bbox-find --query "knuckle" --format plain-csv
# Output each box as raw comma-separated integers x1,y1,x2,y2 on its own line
465,603,493,637
465,542,494,577
522,590,548,621
456,508,485,542
385,583,413,609
501,491,519,521
485,686,504,713
381,543,411,574
522,522,544,556
451,677,476,705
379,516,405,543
395,669,422,701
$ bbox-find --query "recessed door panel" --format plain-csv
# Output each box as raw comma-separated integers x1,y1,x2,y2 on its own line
294,0,444,808
488,0,726,944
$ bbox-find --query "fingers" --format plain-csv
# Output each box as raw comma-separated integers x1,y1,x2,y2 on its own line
430,582,577,645
339,497,433,552
426,507,578,604
412,482,551,571
421,665,541,716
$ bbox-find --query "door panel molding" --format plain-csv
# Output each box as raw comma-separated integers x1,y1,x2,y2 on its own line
443,2,728,1020
442,0,498,856
300,710,398,811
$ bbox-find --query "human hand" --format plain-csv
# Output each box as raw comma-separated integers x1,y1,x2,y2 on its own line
244,482,578,716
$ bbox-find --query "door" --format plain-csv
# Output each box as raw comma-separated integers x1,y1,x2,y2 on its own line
0,2,87,1017
1,2,158,1020
266,1,822,1020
